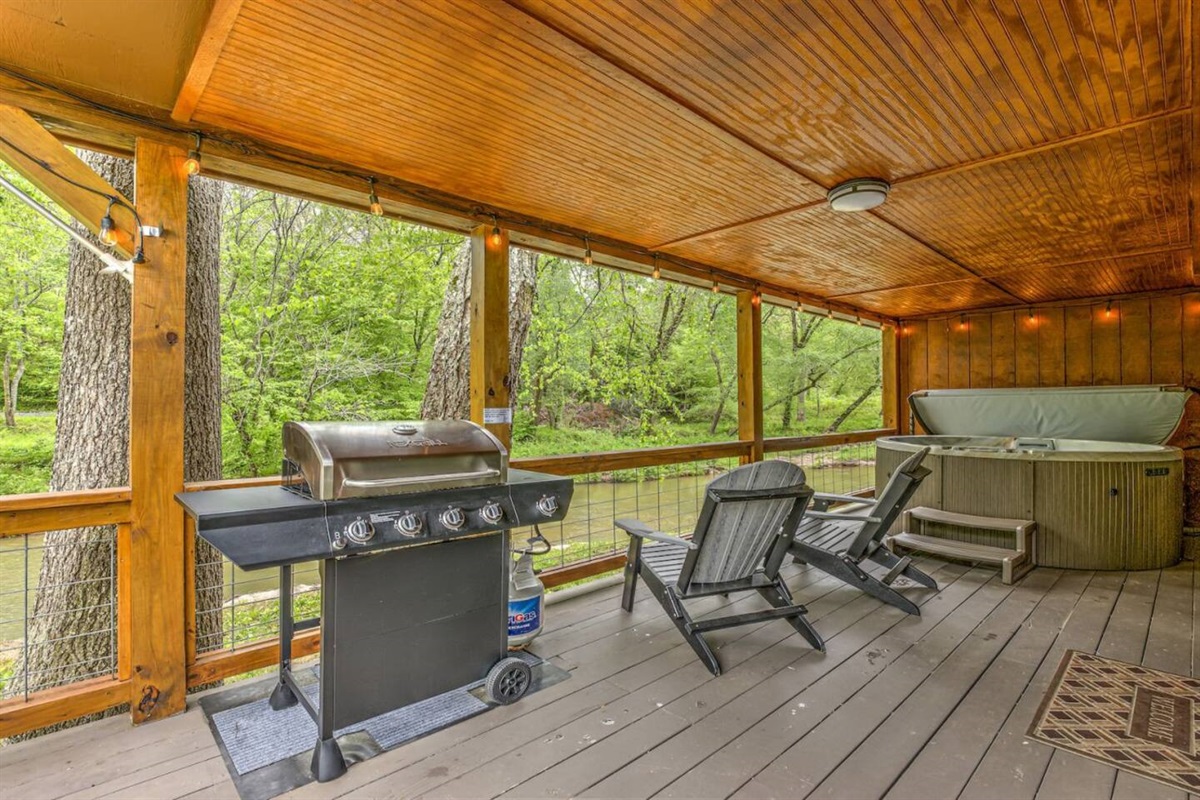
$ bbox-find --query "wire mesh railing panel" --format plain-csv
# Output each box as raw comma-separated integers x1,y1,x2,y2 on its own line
517,456,742,573
193,533,322,653
0,527,119,701
768,441,878,498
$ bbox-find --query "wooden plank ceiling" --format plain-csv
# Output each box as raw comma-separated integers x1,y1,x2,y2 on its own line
0,0,1194,317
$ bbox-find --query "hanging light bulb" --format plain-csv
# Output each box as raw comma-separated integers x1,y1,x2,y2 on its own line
489,214,502,247
751,290,761,307
98,199,118,246
583,236,593,266
651,254,660,280
959,314,968,330
855,315,862,326
183,133,202,176
826,308,834,320
711,278,720,293
367,177,384,216
1105,299,1113,318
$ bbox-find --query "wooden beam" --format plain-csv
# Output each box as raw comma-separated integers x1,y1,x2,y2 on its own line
470,224,511,449
0,676,129,739
0,104,136,257
762,428,894,454
1192,0,1199,285
128,138,189,723
171,0,245,122
187,631,320,687
737,290,764,463
881,326,900,432
514,441,752,475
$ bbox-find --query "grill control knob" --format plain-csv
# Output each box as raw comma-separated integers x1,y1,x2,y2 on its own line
536,495,559,517
344,518,374,544
480,502,505,525
440,507,467,531
395,512,423,537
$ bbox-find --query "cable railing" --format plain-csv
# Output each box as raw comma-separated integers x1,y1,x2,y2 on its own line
0,429,890,738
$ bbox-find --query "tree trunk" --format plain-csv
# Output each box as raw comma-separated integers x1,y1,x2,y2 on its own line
184,176,225,656
421,243,538,421
824,381,879,433
2,351,23,427
5,154,225,732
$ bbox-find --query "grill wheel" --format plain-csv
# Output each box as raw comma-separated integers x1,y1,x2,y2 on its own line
485,657,532,704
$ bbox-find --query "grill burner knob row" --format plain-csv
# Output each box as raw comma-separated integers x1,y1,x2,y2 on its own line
344,518,374,544
440,507,467,531
480,502,505,524
395,512,424,537
536,495,559,517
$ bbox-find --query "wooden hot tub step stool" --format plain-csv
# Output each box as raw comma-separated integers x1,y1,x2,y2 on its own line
885,507,1036,585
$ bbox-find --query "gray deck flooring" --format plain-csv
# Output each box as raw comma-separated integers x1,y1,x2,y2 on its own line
2,555,1196,800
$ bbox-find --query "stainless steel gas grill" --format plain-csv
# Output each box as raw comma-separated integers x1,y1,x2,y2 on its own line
176,420,572,783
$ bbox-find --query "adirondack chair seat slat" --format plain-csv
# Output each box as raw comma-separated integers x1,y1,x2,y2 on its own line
618,460,825,676
788,446,940,616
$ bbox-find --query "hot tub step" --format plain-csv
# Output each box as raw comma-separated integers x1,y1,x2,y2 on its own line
887,507,1036,585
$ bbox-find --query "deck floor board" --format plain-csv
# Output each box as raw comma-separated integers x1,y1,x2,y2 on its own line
3,557,1197,800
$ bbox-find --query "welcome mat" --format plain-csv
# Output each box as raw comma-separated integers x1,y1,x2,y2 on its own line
200,650,570,800
1028,650,1200,793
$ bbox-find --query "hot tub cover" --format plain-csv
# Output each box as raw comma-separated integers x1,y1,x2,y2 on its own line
909,385,1189,445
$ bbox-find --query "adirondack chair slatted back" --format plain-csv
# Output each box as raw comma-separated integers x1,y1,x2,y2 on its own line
678,460,812,590
846,447,931,556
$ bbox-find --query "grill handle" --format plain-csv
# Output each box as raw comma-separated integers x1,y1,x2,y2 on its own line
340,467,502,492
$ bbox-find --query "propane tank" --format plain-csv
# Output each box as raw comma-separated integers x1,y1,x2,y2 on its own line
508,528,551,648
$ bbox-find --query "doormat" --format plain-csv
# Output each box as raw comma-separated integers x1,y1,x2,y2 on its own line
1027,650,1200,793
200,650,570,800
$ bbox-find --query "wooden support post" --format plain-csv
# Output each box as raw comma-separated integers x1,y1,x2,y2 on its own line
128,139,188,723
736,290,763,463
469,224,511,450
881,325,900,432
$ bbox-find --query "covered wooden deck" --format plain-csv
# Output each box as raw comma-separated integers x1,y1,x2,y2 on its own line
5,553,1196,800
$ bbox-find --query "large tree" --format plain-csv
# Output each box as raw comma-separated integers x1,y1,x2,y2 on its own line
421,241,538,420
6,152,224,721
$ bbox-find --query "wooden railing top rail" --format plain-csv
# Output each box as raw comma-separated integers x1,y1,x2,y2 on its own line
764,428,894,453
512,440,752,475
0,487,132,538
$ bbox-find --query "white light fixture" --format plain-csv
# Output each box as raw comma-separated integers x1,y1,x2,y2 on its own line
827,178,890,212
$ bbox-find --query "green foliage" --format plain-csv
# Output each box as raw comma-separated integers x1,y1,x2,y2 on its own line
0,415,54,494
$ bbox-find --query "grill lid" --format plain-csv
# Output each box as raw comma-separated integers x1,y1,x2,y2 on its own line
283,420,508,500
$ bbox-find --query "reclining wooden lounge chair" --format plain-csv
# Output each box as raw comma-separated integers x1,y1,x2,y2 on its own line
617,460,824,676
789,447,934,616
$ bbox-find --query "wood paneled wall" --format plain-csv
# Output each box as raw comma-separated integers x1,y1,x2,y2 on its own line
898,290,1200,529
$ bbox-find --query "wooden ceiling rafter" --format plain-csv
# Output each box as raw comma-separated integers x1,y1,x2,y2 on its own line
0,66,897,328
171,0,245,123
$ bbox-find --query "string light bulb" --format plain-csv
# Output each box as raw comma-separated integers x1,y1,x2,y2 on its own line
751,290,761,307
855,315,862,326
711,278,720,293
98,199,117,246
489,214,502,247
826,308,834,320
367,177,384,216
1105,299,1113,318
959,314,967,330
582,235,593,266
651,254,660,280
183,133,202,176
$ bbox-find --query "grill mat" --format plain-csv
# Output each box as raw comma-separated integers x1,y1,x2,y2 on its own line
1027,650,1200,793
201,651,568,800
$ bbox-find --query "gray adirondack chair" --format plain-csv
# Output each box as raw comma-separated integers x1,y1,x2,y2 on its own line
788,446,934,615
617,460,824,676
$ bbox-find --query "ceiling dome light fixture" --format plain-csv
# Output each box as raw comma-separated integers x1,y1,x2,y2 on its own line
827,178,890,212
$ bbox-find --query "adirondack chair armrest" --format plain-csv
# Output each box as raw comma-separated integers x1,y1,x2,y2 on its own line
812,492,874,507
615,518,697,549
806,510,882,524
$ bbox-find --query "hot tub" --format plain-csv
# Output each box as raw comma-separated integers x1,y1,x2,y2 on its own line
877,387,1188,571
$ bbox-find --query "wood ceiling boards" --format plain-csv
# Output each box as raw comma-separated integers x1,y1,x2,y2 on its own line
0,0,1192,317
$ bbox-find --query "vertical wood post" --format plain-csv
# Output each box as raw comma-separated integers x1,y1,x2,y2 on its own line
881,324,900,432
129,139,188,723
736,291,763,463
469,224,511,450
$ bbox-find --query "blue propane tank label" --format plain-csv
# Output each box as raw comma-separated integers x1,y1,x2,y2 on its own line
508,597,542,636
